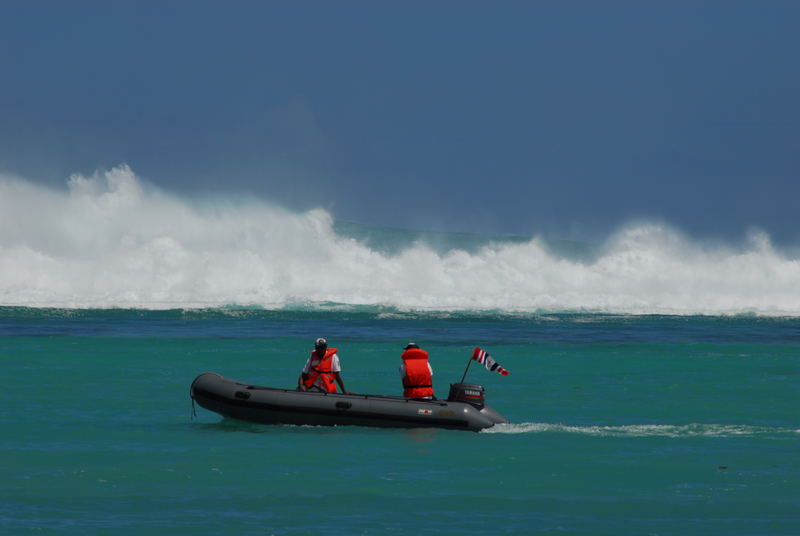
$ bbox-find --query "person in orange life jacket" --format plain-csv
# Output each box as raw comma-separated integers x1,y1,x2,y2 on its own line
399,342,435,399
297,337,350,393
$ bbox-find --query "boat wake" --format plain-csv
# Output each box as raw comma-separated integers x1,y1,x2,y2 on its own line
483,422,800,437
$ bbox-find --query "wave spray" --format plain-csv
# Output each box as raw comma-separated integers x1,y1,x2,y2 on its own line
2,165,798,314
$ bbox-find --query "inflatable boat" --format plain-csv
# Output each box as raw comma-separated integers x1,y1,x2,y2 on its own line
190,372,508,432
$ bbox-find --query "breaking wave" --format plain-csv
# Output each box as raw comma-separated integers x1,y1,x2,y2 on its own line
2,165,799,314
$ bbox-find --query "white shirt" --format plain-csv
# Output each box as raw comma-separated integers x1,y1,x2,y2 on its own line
303,353,341,374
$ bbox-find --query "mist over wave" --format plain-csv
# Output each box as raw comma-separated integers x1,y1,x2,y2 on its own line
2,165,799,314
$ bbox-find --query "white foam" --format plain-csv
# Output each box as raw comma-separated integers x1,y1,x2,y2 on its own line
2,165,800,314
483,422,797,437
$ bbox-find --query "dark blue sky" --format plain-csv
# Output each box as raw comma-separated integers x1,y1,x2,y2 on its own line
1,1,798,242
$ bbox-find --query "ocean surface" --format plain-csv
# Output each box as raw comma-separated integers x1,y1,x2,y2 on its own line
1,308,798,535
1,167,799,534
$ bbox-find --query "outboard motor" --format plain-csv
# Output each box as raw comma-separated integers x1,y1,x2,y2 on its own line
447,383,485,408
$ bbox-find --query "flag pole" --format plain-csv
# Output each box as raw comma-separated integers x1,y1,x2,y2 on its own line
458,351,474,384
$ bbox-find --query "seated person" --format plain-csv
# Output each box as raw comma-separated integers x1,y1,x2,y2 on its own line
399,342,434,399
298,337,349,393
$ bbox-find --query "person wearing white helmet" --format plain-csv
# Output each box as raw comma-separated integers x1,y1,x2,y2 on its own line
297,337,350,393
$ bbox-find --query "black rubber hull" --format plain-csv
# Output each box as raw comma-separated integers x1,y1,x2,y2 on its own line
190,372,508,432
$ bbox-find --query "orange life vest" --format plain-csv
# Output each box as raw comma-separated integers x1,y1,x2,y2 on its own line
303,348,338,392
401,348,434,398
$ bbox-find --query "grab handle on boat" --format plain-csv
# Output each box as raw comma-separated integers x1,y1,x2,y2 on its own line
335,401,352,410
234,391,251,400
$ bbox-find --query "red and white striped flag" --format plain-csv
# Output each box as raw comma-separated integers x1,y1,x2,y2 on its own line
471,347,510,376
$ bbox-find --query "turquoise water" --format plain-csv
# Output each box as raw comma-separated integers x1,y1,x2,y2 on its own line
1,308,798,535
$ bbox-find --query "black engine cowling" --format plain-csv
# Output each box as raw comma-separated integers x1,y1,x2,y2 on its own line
447,383,485,408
